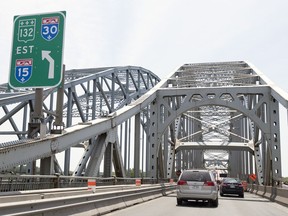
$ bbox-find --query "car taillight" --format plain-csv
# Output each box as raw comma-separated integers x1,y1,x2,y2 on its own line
204,181,215,186
177,180,187,185
222,183,227,186
238,184,243,187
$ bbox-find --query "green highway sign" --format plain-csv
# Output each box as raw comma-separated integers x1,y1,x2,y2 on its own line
9,11,66,88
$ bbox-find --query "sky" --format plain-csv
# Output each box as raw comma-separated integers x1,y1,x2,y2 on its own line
1,0,288,176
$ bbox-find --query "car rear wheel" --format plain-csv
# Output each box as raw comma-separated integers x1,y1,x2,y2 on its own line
239,193,244,198
210,198,218,207
177,198,183,205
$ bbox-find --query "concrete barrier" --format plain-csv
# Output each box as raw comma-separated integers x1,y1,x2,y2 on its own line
0,194,42,203
274,187,288,207
248,184,288,207
0,183,176,215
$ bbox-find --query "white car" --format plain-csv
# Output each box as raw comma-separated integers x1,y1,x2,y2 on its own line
176,169,219,207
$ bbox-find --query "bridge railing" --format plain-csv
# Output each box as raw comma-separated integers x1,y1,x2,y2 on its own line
0,174,171,192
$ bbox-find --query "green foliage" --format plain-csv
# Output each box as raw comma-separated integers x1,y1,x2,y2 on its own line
127,168,134,177
282,177,288,185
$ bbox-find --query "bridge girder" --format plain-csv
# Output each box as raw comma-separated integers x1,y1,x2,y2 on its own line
176,141,254,154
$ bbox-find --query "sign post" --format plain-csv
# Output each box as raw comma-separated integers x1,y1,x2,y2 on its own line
9,11,66,88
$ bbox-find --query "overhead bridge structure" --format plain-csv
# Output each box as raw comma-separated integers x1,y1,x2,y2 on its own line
0,61,287,186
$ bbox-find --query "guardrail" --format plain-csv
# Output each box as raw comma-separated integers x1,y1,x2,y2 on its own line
0,174,170,192
248,184,288,207
0,183,176,216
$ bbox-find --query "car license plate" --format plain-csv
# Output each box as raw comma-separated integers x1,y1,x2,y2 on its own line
230,185,235,188
189,185,199,189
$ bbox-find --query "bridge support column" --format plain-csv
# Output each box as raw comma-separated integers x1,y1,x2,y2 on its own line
134,113,141,178
194,150,203,169
149,99,160,179
268,97,282,185
183,150,188,169
103,142,113,177
112,141,125,177
40,156,55,175
85,134,107,177
64,87,72,176
175,151,181,172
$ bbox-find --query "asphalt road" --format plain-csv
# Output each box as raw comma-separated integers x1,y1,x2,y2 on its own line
105,192,288,216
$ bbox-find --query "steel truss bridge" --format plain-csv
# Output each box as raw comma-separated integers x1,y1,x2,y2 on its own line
0,61,287,186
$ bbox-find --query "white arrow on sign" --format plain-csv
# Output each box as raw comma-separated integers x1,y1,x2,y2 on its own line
42,50,55,79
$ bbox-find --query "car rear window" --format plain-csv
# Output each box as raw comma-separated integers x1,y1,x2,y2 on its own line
180,171,211,182
223,178,240,183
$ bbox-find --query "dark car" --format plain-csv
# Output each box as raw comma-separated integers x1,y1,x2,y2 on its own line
219,177,244,198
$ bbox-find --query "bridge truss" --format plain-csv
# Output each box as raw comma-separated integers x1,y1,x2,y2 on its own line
0,66,160,176
0,61,287,185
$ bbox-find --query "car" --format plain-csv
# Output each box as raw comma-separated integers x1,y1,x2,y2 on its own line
219,177,244,198
176,169,219,207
